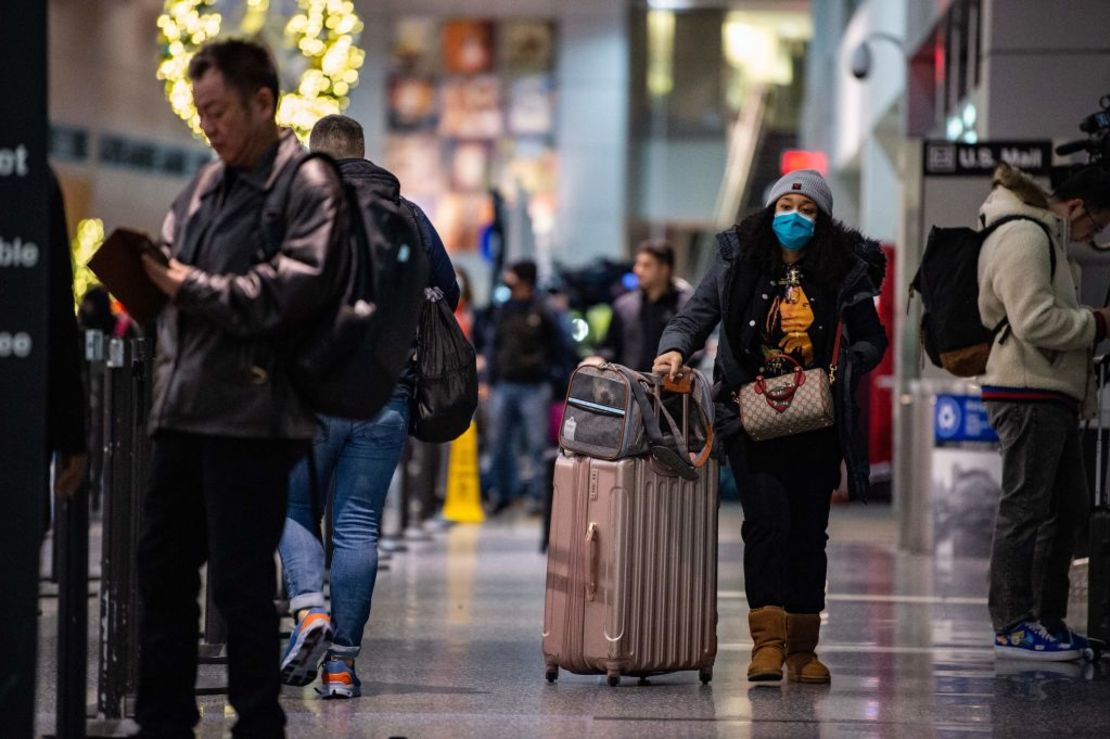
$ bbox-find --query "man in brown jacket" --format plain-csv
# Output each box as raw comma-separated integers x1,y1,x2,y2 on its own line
138,39,347,738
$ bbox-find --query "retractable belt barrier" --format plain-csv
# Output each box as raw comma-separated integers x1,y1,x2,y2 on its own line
96,335,151,720
57,332,450,733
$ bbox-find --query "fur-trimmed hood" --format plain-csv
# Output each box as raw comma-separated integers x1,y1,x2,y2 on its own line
990,161,1050,210
851,230,887,297
979,162,1069,240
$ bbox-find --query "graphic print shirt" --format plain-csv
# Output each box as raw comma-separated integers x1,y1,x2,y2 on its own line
760,263,819,377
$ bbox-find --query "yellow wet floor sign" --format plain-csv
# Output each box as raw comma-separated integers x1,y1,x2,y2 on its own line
442,421,485,523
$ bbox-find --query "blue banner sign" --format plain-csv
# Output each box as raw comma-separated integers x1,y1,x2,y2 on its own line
934,394,998,444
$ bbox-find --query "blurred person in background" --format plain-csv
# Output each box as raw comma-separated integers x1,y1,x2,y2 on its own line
276,114,458,698
475,260,575,516
454,266,475,340
589,239,695,372
77,285,139,338
654,170,887,685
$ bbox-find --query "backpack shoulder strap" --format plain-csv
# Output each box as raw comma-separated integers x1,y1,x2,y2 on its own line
983,214,1056,277
259,151,343,259
984,215,1058,343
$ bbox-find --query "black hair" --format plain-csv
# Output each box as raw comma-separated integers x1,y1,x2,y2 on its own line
635,239,675,269
509,260,538,288
188,38,280,112
736,206,855,286
1054,165,1110,213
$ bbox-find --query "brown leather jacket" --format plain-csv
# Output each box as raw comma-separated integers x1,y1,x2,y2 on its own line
149,129,348,439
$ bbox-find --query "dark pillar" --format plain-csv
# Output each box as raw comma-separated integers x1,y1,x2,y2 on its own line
0,0,49,736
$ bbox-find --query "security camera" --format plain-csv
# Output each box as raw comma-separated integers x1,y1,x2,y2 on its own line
850,42,872,80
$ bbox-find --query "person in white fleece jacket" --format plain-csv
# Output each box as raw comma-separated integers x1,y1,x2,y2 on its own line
977,163,1110,661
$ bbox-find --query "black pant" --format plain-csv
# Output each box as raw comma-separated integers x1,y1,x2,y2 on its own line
726,427,841,613
135,432,305,739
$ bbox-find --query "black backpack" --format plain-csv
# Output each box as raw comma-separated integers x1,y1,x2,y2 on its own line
262,152,429,419
911,214,1054,377
409,289,479,442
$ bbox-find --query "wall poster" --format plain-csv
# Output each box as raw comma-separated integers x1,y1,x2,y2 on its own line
386,17,558,254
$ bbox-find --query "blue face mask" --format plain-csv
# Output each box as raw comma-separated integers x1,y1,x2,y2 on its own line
773,211,816,251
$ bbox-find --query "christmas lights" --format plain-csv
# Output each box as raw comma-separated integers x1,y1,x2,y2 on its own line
156,0,364,141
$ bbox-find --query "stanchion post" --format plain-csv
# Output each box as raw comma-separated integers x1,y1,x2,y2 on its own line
380,462,408,554
96,338,137,719
51,331,107,738
55,459,91,738
199,573,228,662
400,443,431,543
86,331,107,512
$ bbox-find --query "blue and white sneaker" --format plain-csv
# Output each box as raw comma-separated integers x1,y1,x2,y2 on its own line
280,608,333,686
321,657,362,698
1050,622,1094,657
994,620,1081,661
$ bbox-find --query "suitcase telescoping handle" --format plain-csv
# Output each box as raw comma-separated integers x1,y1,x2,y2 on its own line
1098,355,1108,508
652,369,714,469
585,522,600,601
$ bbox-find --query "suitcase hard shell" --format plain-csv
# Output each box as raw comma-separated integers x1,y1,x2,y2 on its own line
1070,356,1109,659
1089,358,1110,647
542,452,719,685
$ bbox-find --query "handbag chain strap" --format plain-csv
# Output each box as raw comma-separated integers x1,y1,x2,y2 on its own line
829,319,844,384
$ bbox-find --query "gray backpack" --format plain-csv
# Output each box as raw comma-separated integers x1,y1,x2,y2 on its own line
559,363,714,480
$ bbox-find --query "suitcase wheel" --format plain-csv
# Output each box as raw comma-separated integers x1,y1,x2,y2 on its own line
699,667,713,685
545,668,558,683
607,672,620,687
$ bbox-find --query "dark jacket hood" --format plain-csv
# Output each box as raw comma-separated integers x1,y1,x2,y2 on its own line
337,158,401,200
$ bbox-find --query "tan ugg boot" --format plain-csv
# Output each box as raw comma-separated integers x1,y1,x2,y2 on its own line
785,613,831,684
747,606,787,681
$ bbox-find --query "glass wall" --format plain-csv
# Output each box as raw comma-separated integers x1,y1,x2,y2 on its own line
627,2,813,277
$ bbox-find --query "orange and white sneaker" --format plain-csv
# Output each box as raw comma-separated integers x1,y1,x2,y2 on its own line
280,608,333,687
321,657,361,698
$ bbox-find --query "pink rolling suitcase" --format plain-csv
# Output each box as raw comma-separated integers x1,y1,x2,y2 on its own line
542,368,718,686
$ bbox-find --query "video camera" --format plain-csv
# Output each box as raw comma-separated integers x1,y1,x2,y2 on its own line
1055,94,1110,166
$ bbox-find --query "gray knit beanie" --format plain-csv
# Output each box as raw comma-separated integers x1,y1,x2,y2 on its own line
765,169,833,216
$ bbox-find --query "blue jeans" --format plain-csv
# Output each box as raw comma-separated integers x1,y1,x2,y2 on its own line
278,389,409,658
488,382,552,504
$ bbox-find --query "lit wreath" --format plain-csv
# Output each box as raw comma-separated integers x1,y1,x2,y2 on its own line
156,0,365,141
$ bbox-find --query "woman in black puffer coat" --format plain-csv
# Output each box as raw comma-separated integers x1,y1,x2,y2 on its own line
654,170,887,685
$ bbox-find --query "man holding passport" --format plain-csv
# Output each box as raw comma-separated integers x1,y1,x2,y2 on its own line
135,39,346,739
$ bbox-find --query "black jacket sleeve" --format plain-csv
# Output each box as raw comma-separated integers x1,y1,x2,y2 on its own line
657,252,724,361
843,293,887,375
408,201,460,311
47,169,86,455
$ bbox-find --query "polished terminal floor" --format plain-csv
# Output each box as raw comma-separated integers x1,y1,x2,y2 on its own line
36,503,1110,738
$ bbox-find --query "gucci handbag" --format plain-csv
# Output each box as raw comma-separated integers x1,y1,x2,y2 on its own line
737,323,841,442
